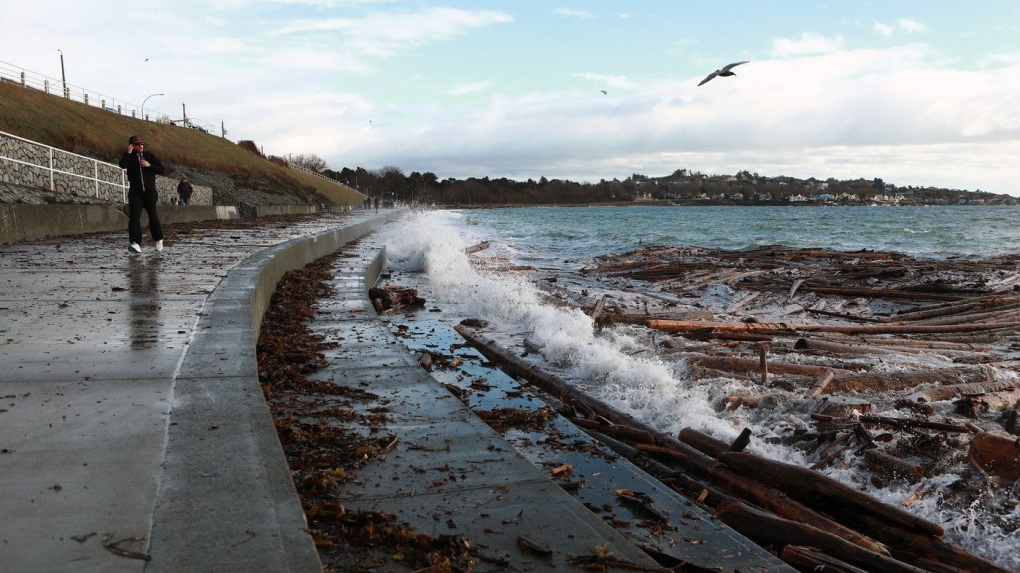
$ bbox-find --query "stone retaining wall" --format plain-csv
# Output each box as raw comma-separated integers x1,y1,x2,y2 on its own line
0,132,212,205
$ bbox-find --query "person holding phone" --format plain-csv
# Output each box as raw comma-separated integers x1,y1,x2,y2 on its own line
119,135,165,252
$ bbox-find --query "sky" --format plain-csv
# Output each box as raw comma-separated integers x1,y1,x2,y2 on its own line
3,1,1020,194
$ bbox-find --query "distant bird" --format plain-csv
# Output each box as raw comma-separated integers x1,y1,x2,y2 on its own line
698,61,749,86
600,90,608,95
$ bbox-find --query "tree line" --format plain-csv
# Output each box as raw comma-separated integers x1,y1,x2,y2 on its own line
280,153,1014,206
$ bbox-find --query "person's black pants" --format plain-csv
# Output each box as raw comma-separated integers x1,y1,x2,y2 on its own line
128,190,164,245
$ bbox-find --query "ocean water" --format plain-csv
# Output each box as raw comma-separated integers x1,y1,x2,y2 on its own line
379,205,1020,570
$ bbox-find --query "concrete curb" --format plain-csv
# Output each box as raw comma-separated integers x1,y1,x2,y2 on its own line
0,204,128,244
146,210,402,572
0,204,243,245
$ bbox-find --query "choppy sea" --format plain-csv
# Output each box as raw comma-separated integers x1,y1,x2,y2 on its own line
377,205,1020,570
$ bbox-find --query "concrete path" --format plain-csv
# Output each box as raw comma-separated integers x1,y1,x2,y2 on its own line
0,211,386,572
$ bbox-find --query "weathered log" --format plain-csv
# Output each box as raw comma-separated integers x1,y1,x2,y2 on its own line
758,344,768,384
906,380,1019,403
893,296,1020,322
835,509,1015,573
688,354,839,377
780,545,871,573
796,337,990,360
677,427,729,458
787,277,803,303
805,285,967,302
804,307,888,323
968,432,1020,480
808,369,837,397
911,303,1020,326
862,449,925,484
796,338,901,355
715,500,930,573
729,427,752,452
569,418,656,444
717,451,944,537
633,443,888,555
954,389,1020,417
826,366,995,395
646,318,1020,335
857,415,971,434
720,394,764,410
464,240,490,254
589,294,609,329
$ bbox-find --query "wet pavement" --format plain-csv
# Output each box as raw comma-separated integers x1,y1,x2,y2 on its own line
0,211,382,572
0,209,793,573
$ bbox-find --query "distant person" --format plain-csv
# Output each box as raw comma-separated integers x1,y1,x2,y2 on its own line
176,176,193,206
119,135,165,253
374,196,379,212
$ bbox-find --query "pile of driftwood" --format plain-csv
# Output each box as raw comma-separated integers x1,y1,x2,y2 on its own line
369,285,426,313
456,323,1013,573
562,245,1020,567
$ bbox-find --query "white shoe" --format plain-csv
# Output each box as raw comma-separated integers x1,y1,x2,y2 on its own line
156,239,164,252
129,243,142,253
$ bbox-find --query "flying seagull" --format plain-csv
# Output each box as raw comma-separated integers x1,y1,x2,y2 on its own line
698,61,749,86
600,90,608,95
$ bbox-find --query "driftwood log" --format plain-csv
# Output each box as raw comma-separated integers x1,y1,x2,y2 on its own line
717,451,944,536
715,500,931,573
968,432,1020,480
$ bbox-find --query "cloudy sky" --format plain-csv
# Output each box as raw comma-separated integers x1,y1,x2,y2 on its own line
3,1,1020,194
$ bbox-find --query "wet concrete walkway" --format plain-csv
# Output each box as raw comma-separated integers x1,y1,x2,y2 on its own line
0,211,386,572
0,210,792,573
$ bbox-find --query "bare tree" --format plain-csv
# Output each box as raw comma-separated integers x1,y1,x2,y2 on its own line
289,153,329,173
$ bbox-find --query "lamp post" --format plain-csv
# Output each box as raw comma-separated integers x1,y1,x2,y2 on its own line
58,49,66,97
141,93,163,120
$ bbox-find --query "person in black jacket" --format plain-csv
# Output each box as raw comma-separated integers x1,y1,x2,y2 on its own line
176,176,193,205
119,135,165,252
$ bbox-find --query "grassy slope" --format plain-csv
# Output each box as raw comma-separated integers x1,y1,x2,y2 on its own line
0,80,365,206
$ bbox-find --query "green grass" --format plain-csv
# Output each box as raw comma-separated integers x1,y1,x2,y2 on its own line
0,79,365,206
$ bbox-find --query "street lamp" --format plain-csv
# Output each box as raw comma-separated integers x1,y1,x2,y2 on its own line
58,50,66,97
141,93,163,120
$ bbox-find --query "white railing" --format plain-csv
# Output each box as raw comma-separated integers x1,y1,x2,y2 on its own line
290,164,360,193
0,130,128,202
0,60,219,135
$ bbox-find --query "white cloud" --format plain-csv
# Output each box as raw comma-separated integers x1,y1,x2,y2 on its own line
271,8,513,63
875,18,928,37
572,72,633,89
448,81,494,96
554,8,597,19
771,33,844,57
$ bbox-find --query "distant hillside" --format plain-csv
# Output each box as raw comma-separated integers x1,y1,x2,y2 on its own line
0,80,365,207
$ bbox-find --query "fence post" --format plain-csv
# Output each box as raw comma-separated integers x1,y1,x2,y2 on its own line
44,79,49,94
95,161,99,198
117,105,122,115
84,93,88,105
49,147,55,192
20,71,25,87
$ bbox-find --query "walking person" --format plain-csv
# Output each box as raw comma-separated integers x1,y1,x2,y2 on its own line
373,196,379,212
119,135,165,253
176,176,193,206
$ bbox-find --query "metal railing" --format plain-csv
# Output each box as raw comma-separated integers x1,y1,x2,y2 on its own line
0,60,219,134
290,164,361,193
0,129,128,202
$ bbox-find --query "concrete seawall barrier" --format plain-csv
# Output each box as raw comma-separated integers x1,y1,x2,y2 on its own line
0,204,241,245
0,204,127,244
